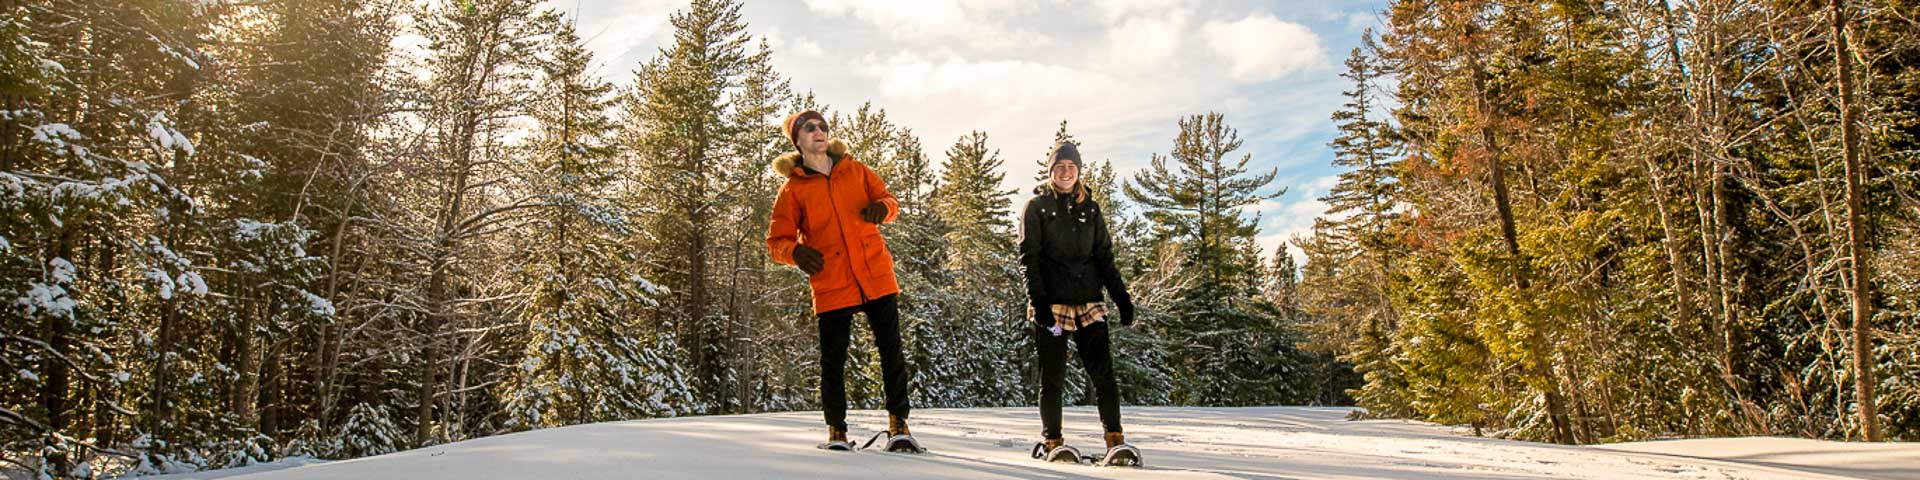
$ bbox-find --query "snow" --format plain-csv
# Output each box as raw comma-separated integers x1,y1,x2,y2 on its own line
32,123,82,143
49,257,75,283
141,407,1920,480
298,290,335,317
147,268,176,300
178,271,208,296
232,219,272,241
19,281,75,317
148,114,196,156
128,457,327,480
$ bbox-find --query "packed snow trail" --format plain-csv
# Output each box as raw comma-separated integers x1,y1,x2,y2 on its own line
150,407,1918,479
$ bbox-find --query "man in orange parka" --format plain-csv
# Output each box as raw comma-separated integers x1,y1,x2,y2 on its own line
766,110,916,452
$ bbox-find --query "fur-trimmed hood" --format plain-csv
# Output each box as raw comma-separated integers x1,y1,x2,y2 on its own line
771,139,850,178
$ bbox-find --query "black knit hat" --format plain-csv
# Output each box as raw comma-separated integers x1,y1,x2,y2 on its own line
1048,141,1082,167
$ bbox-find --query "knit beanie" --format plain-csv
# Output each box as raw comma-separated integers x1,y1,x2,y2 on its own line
1049,141,1082,168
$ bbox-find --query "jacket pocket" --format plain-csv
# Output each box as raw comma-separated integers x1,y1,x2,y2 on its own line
861,231,893,273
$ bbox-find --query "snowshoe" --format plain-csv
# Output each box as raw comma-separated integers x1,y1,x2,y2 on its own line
1098,432,1141,466
860,431,927,453
1097,444,1142,467
1030,441,1083,464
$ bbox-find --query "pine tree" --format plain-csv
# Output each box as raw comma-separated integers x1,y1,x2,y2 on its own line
1124,112,1306,405
622,0,787,413
497,17,688,429
1297,39,1405,414
409,0,558,444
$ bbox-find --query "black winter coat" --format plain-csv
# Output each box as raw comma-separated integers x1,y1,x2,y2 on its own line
1018,186,1130,308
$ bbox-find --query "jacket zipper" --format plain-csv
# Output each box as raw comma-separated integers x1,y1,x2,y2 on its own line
819,161,869,304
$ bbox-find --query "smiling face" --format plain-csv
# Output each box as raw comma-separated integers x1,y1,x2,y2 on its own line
1049,160,1078,193
796,119,831,155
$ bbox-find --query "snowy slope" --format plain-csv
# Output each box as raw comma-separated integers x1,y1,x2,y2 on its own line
136,407,1920,480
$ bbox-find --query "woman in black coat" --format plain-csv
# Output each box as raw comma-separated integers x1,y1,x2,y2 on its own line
1019,141,1139,465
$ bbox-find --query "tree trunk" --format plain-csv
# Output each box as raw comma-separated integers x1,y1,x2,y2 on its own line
1643,156,1699,333
1829,0,1880,442
1469,45,1576,444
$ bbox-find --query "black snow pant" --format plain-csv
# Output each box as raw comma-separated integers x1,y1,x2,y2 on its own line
818,294,911,431
1035,320,1122,439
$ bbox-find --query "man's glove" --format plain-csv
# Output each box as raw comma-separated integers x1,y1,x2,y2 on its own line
1116,297,1135,327
862,202,889,224
793,244,824,275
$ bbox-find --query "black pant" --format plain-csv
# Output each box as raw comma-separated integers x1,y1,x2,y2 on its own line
818,294,911,430
1035,321,1122,439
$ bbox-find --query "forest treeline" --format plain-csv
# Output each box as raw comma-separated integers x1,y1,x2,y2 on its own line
2,0,1915,478
2,0,1318,476
1297,0,1918,445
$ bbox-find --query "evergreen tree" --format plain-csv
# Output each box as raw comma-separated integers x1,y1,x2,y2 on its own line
497,18,688,429
621,0,771,414
1125,112,1307,405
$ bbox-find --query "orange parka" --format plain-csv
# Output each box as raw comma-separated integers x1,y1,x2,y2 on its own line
766,139,901,313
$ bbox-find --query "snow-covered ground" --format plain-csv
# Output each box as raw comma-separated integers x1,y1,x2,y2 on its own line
134,407,1919,480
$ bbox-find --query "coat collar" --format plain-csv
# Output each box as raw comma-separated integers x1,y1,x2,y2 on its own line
771,139,851,179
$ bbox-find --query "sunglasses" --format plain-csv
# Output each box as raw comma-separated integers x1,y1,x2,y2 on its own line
801,121,829,133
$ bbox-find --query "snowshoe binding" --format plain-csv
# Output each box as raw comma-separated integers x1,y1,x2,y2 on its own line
859,415,925,453
817,426,854,451
1098,432,1142,467
1030,438,1083,464
860,431,926,453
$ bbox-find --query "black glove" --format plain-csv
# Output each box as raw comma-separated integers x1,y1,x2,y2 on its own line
792,244,824,275
1032,302,1055,329
861,202,889,224
1116,297,1135,327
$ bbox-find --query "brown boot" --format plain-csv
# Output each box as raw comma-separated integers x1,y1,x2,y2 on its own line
1105,431,1126,449
830,426,849,443
1044,437,1065,451
888,414,911,437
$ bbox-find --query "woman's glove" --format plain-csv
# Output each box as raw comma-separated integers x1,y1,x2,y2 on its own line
1032,302,1060,336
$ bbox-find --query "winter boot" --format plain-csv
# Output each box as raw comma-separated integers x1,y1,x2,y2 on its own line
888,414,911,437
819,425,853,451
879,414,923,453
817,428,848,449
1099,431,1141,467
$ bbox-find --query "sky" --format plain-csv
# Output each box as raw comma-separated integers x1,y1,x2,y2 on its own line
551,0,1390,264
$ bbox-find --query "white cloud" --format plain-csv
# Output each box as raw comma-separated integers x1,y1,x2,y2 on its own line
1200,14,1326,83
854,51,1123,104
1082,0,1192,22
761,27,826,57
1104,9,1189,70
801,0,1054,49
548,0,680,78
